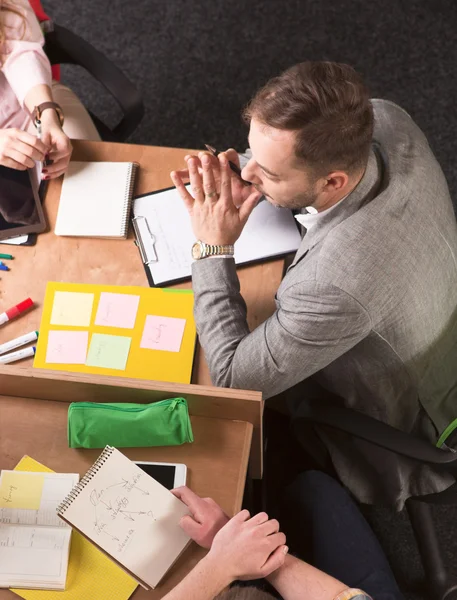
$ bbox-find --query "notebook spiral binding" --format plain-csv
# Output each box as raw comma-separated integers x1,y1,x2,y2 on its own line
56,446,115,515
121,163,139,236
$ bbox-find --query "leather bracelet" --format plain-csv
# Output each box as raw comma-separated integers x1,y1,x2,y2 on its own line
32,102,64,127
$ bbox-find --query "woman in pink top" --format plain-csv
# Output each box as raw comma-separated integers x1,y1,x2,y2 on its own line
0,0,99,180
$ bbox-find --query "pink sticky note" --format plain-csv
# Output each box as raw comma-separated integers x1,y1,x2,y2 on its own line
94,293,140,329
140,315,186,353
45,330,89,364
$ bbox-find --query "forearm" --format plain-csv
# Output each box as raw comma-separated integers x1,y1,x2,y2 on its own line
23,85,58,121
192,257,251,387
162,555,231,600
267,554,348,600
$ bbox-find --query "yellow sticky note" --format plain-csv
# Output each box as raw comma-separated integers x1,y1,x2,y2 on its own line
0,471,44,509
50,291,94,326
11,456,137,600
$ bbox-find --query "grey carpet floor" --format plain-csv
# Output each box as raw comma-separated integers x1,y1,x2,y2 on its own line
43,1,457,597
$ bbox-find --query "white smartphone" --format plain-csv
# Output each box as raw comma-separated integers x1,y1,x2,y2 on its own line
134,461,187,490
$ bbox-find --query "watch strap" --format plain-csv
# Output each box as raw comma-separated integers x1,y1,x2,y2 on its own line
32,102,64,126
204,243,234,257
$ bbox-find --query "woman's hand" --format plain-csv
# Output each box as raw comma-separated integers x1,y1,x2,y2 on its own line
0,128,48,170
39,110,72,179
205,509,288,581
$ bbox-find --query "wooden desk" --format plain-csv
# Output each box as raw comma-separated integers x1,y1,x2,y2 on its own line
0,139,285,478
0,140,284,386
0,141,285,597
0,394,253,599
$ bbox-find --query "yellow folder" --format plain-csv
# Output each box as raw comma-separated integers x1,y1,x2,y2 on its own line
11,456,138,600
34,282,196,384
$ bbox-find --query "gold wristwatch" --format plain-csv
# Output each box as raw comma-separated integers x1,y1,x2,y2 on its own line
191,240,234,260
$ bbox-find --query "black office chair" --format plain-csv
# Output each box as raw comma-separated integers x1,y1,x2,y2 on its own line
291,398,457,600
43,23,144,142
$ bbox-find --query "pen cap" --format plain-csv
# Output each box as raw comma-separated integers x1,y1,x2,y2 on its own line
5,298,34,320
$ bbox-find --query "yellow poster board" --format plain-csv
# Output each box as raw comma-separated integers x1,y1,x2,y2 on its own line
34,282,196,384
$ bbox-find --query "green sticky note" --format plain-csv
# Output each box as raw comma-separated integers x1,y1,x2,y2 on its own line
86,333,132,371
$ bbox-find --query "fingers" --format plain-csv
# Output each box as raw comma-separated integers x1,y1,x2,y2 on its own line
171,486,205,513
170,170,196,212
249,512,270,526
218,153,234,206
265,531,286,549
43,156,70,178
187,157,205,203
7,149,35,170
179,514,203,539
14,139,46,163
43,166,67,180
238,188,262,222
0,156,28,170
16,129,48,155
225,148,240,168
232,509,251,523
258,518,280,536
261,545,289,577
173,168,190,182
201,154,218,201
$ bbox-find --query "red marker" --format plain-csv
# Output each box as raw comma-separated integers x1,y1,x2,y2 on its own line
0,298,34,326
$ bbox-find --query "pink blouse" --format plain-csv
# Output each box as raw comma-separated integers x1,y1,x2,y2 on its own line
0,0,52,133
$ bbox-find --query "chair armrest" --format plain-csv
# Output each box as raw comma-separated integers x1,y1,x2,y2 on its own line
44,24,144,141
293,399,457,473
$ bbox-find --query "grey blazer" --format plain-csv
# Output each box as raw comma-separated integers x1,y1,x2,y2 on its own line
191,99,457,509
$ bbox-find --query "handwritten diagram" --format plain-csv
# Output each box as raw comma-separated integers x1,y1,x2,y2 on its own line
88,472,156,554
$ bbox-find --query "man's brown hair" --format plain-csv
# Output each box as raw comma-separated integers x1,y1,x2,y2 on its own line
216,586,276,600
243,61,374,177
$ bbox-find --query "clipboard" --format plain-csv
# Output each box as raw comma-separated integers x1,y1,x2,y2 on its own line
132,186,303,288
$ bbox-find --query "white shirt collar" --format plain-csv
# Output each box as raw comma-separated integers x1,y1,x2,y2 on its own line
294,194,349,230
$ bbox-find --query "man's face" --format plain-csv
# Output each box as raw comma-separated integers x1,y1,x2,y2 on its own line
241,118,321,210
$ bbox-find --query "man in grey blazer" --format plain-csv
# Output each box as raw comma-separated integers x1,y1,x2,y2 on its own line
171,61,457,510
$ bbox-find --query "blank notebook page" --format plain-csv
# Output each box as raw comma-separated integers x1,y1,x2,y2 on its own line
55,162,137,238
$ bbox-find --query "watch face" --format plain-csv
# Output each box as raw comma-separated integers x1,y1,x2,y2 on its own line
192,241,203,260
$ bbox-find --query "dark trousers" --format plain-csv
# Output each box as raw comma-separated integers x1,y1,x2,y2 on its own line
280,471,404,600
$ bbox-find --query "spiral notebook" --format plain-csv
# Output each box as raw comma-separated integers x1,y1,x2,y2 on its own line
55,162,138,238
56,447,191,590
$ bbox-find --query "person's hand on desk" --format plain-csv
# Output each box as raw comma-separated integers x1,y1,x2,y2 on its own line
205,509,288,581
39,109,72,180
172,485,230,548
171,151,261,245
0,128,48,170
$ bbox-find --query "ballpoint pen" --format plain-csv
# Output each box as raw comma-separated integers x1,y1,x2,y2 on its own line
204,144,251,186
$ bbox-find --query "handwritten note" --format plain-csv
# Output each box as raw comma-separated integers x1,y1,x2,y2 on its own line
50,291,94,327
0,472,44,510
140,315,186,352
95,293,140,329
45,330,89,364
86,333,132,370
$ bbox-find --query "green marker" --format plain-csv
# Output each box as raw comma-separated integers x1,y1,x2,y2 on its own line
0,254,13,260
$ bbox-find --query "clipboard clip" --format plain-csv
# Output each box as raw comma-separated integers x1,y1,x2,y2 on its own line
132,216,158,264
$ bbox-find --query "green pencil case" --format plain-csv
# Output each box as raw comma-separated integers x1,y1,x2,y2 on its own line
67,398,194,449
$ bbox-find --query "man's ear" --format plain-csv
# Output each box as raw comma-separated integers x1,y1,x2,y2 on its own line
322,171,349,194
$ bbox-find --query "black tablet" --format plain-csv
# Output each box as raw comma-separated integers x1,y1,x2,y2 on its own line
0,165,47,240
